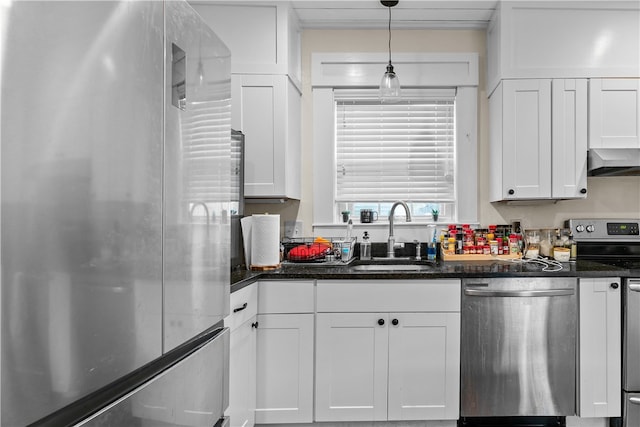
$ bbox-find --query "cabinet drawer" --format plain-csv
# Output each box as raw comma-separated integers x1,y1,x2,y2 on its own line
228,283,258,330
317,280,460,313
258,280,315,314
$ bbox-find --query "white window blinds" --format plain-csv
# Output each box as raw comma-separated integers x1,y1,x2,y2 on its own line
335,89,456,204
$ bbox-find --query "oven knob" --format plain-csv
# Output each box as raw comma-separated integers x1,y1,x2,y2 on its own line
576,225,585,233
586,224,595,233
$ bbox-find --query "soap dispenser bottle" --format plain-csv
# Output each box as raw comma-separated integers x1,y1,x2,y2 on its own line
360,231,371,260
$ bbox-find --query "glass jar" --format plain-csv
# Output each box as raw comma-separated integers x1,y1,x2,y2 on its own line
556,228,577,261
524,229,540,259
539,228,556,258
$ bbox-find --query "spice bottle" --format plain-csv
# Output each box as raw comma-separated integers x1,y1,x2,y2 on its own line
509,234,519,255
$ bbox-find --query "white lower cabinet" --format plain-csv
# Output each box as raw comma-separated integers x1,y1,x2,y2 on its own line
255,281,314,424
315,280,461,422
578,277,622,418
227,284,258,427
315,312,460,422
387,312,460,421
315,312,389,422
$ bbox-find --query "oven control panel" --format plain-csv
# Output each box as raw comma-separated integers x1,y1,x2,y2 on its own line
567,219,640,241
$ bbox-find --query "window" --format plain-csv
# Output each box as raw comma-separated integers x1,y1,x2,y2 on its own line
311,53,478,226
334,89,456,222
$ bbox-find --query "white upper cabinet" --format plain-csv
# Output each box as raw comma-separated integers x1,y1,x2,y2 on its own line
589,78,640,149
487,1,640,94
552,79,589,198
232,74,301,199
193,3,302,200
192,3,301,85
490,78,588,201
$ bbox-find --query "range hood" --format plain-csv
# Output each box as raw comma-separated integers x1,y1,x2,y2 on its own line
588,148,640,176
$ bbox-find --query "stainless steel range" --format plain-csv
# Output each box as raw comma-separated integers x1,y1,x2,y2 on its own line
567,218,640,427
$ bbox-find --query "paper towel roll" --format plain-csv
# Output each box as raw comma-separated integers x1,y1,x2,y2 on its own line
250,214,280,267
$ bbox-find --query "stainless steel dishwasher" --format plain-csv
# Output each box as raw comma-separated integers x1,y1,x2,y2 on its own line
460,277,577,422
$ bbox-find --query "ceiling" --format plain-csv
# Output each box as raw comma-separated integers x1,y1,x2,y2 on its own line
196,1,499,30
290,1,498,29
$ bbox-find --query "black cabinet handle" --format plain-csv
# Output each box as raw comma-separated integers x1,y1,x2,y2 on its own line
611,282,619,290
378,318,385,326
233,302,248,313
580,188,587,194
251,321,259,329
508,189,515,195
392,319,399,326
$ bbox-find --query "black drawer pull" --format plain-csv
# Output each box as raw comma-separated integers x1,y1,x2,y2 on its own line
378,318,385,326
392,319,399,326
610,282,619,290
252,322,259,329
233,302,248,313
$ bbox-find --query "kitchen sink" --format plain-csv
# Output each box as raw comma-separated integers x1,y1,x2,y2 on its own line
350,257,435,271
351,264,433,271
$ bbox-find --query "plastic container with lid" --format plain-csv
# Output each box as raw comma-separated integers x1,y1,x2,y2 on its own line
360,231,371,261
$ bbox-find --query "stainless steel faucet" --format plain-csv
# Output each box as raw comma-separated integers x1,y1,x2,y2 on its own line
387,200,412,258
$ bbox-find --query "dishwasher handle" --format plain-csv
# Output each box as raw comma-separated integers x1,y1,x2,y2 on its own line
630,397,640,405
464,288,575,297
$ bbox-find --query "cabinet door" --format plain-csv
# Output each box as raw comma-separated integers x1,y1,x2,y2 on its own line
228,317,257,427
232,74,285,198
502,79,552,199
387,312,460,421
315,313,389,422
231,75,300,200
551,79,588,199
578,278,622,418
590,79,640,149
255,313,313,424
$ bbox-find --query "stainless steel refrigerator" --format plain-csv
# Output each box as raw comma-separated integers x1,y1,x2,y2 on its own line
1,1,231,425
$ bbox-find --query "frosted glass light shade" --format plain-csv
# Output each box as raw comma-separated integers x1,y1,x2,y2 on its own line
380,63,401,103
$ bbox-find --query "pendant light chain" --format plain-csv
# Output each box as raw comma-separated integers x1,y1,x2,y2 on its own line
388,5,392,64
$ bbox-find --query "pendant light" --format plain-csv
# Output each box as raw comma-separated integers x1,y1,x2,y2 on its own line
380,0,400,103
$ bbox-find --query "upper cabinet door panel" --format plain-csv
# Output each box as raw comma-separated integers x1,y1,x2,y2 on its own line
552,79,588,199
501,79,552,199
192,3,300,81
589,78,640,149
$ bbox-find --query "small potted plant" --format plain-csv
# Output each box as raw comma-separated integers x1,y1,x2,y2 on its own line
431,208,439,222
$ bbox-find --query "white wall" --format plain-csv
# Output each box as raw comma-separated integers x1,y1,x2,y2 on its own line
245,28,640,239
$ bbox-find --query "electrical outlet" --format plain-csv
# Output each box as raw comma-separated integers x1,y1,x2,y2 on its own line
284,221,303,238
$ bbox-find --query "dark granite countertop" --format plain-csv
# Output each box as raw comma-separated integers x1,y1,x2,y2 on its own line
231,259,632,293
